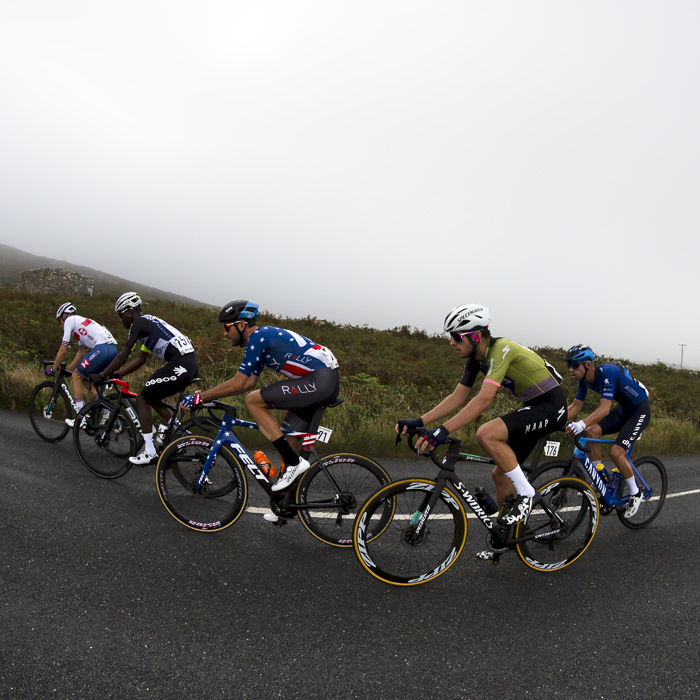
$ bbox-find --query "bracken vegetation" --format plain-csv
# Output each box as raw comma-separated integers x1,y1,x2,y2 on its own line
2,288,699,457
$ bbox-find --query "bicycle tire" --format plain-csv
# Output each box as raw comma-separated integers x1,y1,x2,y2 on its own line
296,452,392,547
528,459,587,491
29,381,72,443
156,435,247,532
616,456,667,529
73,400,138,479
353,478,467,586
515,477,599,572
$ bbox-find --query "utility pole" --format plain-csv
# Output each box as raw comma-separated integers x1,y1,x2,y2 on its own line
679,344,686,370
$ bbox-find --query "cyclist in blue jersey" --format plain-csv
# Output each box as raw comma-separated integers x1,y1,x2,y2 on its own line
564,344,650,518
181,300,340,508
93,293,198,465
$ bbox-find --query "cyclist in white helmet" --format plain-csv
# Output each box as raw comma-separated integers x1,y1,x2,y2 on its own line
94,293,198,465
397,304,567,559
47,302,119,426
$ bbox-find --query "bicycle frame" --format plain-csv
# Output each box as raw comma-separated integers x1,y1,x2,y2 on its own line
572,437,649,509
192,410,341,511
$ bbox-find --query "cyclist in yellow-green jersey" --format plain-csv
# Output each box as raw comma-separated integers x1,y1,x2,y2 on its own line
398,304,567,555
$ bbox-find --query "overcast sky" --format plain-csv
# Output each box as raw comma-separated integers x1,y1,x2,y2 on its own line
1,1,698,367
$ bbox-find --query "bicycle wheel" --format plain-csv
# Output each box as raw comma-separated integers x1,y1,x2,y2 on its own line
29,381,72,442
516,477,599,572
296,452,392,547
616,456,667,529
529,459,587,491
73,400,138,479
156,435,247,532
353,478,467,586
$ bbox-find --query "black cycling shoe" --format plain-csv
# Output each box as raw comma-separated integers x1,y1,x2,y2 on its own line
497,494,533,526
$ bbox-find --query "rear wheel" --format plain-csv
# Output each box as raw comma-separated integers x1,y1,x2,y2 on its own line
617,456,667,529
29,381,72,443
529,459,586,491
516,477,599,572
353,478,467,586
73,400,138,479
296,452,392,547
156,435,247,531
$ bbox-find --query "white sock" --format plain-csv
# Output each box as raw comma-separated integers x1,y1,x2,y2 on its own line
505,465,536,498
143,432,156,456
625,477,639,496
75,399,85,411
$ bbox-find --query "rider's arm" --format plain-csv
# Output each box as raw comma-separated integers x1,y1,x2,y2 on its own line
66,347,86,372
51,344,69,369
199,371,258,401
99,321,142,378
118,348,149,377
442,380,499,433
567,398,583,420
580,398,613,428
418,383,471,426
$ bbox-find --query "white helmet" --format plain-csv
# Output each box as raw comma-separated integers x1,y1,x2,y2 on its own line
56,302,76,319
443,304,491,334
115,292,142,314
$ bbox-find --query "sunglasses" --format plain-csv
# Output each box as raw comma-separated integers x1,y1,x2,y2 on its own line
450,330,481,343
224,322,239,331
566,361,582,369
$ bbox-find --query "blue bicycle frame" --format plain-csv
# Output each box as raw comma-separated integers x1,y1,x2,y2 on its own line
194,413,310,495
573,437,650,510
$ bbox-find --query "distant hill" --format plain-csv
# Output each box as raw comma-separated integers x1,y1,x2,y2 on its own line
0,243,210,307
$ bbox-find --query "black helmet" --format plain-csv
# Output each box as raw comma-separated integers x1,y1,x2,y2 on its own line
218,300,259,324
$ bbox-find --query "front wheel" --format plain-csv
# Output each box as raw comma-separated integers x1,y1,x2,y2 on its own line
29,381,72,442
73,400,138,479
156,435,247,532
353,478,467,586
617,456,667,529
528,459,586,491
296,452,392,547
516,477,599,572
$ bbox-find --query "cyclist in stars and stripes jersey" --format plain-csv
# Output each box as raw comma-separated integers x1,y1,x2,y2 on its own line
181,300,340,505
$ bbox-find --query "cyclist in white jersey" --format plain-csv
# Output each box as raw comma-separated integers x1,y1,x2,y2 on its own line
47,302,118,426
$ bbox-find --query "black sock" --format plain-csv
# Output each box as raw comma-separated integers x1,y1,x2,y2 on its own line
272,437,299,466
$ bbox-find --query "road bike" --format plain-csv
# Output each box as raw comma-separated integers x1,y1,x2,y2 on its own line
73,377,216,479
528,435,667,529
155,398,393,547
352,423,599,585
29,356,80,442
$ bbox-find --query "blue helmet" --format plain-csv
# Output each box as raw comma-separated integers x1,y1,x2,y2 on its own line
565,344,595,366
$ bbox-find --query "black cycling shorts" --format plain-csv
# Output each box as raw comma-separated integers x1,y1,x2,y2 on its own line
261,367,340,431
140,353,198,404
597,399,650,450
500,386,568,465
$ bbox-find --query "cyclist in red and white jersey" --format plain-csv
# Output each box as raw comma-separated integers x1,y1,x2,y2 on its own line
47,302,119,426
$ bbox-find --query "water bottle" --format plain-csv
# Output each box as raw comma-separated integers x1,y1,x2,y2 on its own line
609,467,621,491
595,463,610,484
474,487,498,515
254,450,278,478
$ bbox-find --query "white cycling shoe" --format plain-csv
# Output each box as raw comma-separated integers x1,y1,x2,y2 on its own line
129,450,158,466
624,490,644,518
270,458,311,492
65,416,87,429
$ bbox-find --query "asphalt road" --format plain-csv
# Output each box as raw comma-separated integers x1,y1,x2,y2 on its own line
2,408,699,700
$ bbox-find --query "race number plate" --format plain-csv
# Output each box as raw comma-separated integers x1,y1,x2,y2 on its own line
544,441,560,457
316,426,332,444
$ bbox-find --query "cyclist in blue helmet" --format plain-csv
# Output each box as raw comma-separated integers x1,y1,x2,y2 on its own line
564,344,650,518
180,300,340,517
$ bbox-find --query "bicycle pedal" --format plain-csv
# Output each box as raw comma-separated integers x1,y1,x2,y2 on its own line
272,519,288,528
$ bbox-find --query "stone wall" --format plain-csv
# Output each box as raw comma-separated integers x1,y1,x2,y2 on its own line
19,268,94,296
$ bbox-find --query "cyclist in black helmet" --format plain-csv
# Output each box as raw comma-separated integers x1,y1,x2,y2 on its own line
181,300,340,520
94,292,198,465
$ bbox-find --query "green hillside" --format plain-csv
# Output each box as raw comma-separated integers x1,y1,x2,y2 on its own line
1,288,699,456
0,243,210,306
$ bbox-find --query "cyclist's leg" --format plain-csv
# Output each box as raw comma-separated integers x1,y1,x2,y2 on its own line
255,368,339,492
137,355,197,460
